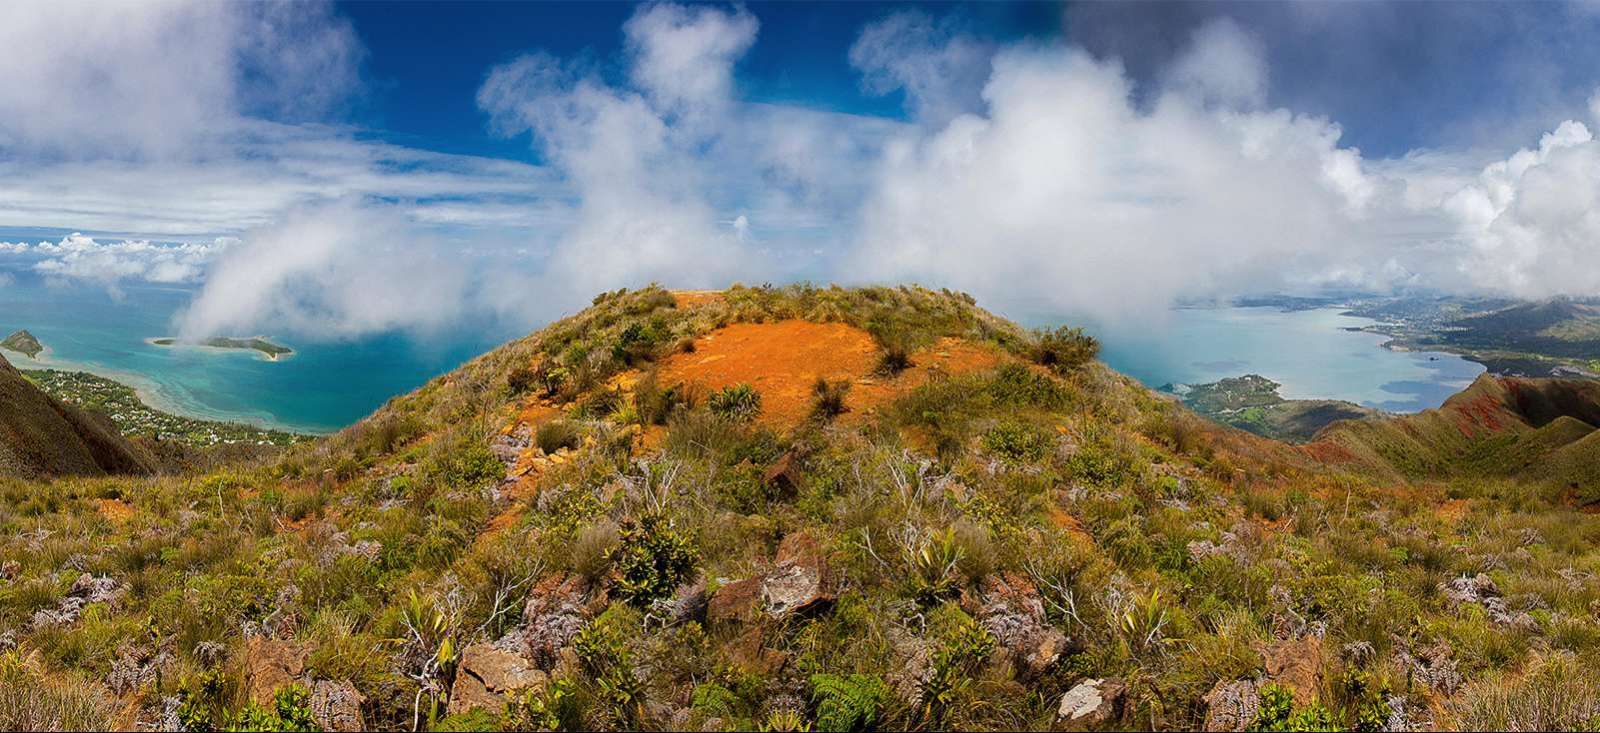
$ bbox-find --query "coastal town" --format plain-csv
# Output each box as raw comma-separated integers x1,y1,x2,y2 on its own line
21,368,310,447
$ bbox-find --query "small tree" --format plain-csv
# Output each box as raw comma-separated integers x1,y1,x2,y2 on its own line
1032,326,1099,374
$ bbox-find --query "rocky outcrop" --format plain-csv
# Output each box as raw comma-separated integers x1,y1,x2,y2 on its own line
1201,679,1260,732
1054,677,1125,730
310,679,367,732
447,642,547,715
243,637,308,706
967,572,1071,678
1260,635,1323,702
707,577,764,625
762,532,834,618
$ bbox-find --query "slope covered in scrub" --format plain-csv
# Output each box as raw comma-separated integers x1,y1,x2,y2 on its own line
0,354,154,480
3,284,1600,732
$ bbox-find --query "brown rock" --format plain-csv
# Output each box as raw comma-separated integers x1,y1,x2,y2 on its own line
1054,677,1126,731
762,532,834,618
974,572,1072,677
1201,679,1260,732
1261,635,1323,702
243,636,307,705
448,643,547,715
309,679,367,732
762,451,803,495
707,577,764,625
520,574,589,669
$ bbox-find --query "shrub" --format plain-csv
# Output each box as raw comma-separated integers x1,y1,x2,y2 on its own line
1447,652,1600,731
536,420,584,454
875,345,912,376
810,673,889,732
1032,326,1099,374
981,420,1049,463
708,384,763,422
811,378,851,420
634,374,695,426
610,513,699,607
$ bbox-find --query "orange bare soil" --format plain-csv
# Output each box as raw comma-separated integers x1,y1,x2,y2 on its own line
656,319,1004,428
670,289,725,308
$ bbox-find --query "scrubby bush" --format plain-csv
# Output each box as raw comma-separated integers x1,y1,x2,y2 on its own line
1032,325,1099,374
981,420,1049,463
610,514,699,607
708,384,763,422
634,374,696,426
536,420,584,454
811,378,851,420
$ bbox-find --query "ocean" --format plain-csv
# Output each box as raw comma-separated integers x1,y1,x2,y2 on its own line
0,275,1484,433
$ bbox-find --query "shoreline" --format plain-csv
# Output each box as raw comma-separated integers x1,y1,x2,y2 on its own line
4,348,333,435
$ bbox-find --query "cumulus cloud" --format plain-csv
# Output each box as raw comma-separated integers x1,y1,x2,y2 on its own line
1,234,225,297
177,202,474,339
0,0,360,159
847,23,1382,322
849,11,994,125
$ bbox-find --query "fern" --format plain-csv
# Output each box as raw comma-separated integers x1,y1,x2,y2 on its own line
809,673,888,733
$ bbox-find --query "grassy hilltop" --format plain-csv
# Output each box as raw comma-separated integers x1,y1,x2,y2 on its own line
3,284,1600,731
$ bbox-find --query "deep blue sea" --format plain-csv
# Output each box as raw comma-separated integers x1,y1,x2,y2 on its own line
0,272,1484,433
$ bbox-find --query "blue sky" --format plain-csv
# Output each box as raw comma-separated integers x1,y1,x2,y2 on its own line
3,1,1600,338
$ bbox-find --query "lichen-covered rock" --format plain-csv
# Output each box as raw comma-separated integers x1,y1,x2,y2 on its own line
971,572,1071,677
310,679,367,732
761,531,834,618
1201,679,1260,732
447,642,546,715
519,574,589,668
1054,677,1125,730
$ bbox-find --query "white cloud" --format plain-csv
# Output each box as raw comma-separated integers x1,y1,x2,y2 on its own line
849,11,994,126
1164,18,1269,109
7,234,225,297
176,202,474,339
0,0,360,159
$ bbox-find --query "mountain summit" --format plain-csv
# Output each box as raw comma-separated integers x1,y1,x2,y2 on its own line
2,284,1600,731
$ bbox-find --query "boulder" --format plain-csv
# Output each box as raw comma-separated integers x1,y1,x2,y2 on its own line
761,532,834,618
971,572,1072,677
1260,635,1322,701
762,451,803,495
707,577,764,625
310,679,367,732
447,642,547,715
1201,679,1260,732
520,574,589,669
1054,677,1125,730
243,636,307,705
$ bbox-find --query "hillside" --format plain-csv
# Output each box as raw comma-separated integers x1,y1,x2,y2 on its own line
0,353,154,479
4,285,1600,731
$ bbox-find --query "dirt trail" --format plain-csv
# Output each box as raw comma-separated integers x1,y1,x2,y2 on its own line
656,320,1004,428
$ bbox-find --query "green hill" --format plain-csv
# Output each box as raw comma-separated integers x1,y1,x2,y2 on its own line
0,354,154,479
4,285,1600,731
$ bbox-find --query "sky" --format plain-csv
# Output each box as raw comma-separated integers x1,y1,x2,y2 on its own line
3,0,1600,341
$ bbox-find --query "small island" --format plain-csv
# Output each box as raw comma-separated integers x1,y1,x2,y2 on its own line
1,329,44,359
1166,373,1384,443
151,336,293,361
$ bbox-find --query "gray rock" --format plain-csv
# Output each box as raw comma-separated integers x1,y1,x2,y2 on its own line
1201,679,1260,732
1055,677,1125,730
310,679,367,732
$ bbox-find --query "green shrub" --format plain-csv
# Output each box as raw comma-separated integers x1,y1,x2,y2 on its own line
708,384,763,422
810,673,889,732
610,514,699,607
634,374,695,426
1032,326,1099,374
981,420,1049,463
536,420,583,454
